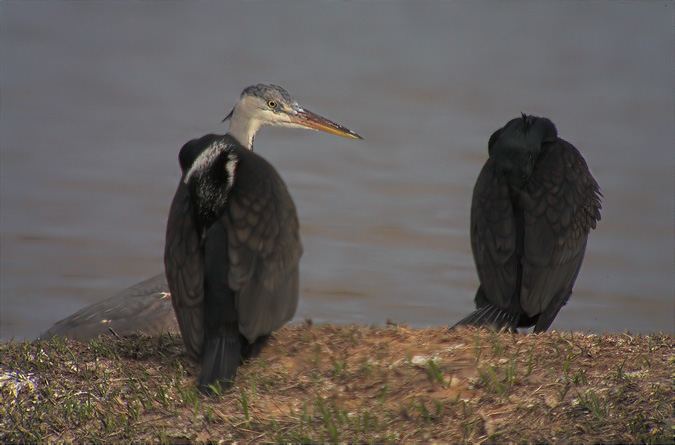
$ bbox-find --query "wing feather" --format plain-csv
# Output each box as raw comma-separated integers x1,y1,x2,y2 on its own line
166,138,303,351
223,147,303,342
164,182,204,358
520,139,601,318
470,158,518,309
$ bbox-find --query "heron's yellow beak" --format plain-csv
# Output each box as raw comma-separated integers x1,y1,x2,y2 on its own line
289,108,363,140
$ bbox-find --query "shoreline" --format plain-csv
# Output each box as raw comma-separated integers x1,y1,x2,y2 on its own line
2,324,673,443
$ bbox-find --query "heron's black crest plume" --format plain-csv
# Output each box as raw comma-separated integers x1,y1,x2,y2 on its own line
221,109,233,124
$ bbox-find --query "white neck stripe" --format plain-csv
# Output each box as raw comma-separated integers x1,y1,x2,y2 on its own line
183,141,227,184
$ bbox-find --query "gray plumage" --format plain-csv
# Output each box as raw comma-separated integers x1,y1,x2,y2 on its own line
165,135,301,360
454,115,601,332
164,84,361,392
39,273,177,341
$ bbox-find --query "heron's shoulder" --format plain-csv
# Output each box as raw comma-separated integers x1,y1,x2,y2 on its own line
179,133,240,173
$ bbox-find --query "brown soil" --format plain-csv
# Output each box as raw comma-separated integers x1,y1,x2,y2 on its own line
1,323,673,443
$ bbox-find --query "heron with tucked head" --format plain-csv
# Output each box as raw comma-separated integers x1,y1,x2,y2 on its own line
453,115,601,332
164,84,362,393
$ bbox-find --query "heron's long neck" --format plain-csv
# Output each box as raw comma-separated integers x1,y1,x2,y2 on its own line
227,104,261,150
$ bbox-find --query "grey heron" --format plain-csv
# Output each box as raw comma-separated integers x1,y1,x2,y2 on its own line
454,115,601,332
164,84,362,392
39,273,176,341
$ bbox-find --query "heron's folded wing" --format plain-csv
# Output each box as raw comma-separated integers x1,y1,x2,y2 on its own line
470,158,518,309
520,139,602,316
223,148,303,342
164,182,204,358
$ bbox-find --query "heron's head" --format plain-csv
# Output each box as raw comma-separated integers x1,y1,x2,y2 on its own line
488,114,557,188
224,84,362,149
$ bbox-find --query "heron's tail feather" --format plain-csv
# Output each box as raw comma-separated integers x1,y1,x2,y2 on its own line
199,334,243,394
451,304,519,332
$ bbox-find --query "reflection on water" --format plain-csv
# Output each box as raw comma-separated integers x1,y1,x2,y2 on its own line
1,2,673,341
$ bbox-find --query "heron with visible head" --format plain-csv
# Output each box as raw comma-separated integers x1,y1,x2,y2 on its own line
164,84,362,393
453,115,601,332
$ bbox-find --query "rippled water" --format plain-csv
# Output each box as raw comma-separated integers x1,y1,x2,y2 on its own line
2,2,673,341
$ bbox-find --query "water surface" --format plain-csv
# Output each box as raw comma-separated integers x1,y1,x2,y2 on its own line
2,2,673,340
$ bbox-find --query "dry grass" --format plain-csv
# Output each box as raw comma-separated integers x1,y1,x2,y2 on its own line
1,323,673,443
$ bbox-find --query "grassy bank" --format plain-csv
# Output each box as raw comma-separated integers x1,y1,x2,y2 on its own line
1,324,673,443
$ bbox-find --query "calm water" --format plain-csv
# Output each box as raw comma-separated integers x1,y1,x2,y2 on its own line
2,2,673,341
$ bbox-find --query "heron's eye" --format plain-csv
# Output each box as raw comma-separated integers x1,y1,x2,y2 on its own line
267,100,277,109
